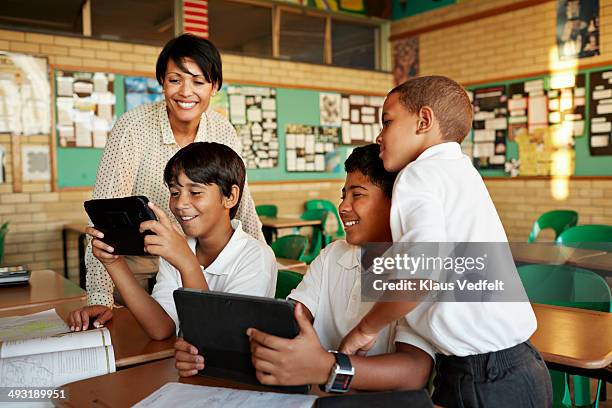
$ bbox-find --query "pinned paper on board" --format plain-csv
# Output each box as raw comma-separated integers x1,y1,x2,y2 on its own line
589,70,612,155
285,124,340,173
55,70,116,148
339,94,383,145
471,86,507,170
228,85,278,169
124,76,163,111
22,145,51,181
319,93,341,126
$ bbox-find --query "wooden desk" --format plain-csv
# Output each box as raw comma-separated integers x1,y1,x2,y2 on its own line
511,243,612,277
260,216,323,245
0,270,85,313
62,223,88,287
276,257,307,270
0,300,175,368
531,303,612,381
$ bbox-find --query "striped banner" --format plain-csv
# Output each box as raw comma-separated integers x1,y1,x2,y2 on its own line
183,0,208,38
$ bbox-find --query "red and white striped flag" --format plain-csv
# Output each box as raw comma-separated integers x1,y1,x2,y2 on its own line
182,0,208,38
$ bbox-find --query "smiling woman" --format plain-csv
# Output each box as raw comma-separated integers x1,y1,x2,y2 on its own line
75,34,265,325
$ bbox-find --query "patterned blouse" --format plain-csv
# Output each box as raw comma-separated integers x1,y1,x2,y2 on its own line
86,101,264,307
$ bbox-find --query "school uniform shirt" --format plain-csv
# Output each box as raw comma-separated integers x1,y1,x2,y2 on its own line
390,142,537,356
151,220,277,334
85,101,264,308
288,240,435,360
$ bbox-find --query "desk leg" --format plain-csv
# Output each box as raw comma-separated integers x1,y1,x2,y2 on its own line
62,228,68,278
78,233,87,290
262,227,276,245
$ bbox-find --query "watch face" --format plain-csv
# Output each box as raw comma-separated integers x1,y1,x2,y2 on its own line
332,373,353,391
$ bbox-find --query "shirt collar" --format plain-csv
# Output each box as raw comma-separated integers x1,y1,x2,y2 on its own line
414,142,463,162
188,219,246,276
158,102,209,145
336,243,360,270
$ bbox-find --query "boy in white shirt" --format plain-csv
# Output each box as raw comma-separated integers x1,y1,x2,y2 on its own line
340,76,551,407
69,142,276,340
175,144,434,392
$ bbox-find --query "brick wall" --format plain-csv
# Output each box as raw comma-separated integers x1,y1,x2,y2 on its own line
392,0,612,242
0,28,392,281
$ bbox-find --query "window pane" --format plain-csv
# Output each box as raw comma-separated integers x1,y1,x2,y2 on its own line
280,11,325,64
0,0,82,35
208,0,272,58
92,0,174,46
332,20,377,70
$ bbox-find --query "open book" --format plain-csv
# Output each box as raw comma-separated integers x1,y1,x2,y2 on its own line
0,313,115,387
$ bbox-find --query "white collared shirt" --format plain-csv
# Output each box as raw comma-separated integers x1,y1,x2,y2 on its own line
289,240,435,360
391,142,537,356
151,220,277,334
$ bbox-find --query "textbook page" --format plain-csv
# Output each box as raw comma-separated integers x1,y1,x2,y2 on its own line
0,310,68,341
134,383,316,408
0,345,115,387
0,328,111,358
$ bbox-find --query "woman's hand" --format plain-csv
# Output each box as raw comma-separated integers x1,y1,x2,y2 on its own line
174,338,205,377
139,202,197,272
68,305,113,331
86,226,122,266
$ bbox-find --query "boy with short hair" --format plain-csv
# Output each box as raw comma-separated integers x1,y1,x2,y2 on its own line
175,144,434,392
340,76,551,407
69,142,276,340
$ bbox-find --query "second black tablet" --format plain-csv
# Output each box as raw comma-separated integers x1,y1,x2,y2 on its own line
173,288,310,394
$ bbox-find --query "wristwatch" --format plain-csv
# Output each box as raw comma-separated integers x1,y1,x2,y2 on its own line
320,351,355,393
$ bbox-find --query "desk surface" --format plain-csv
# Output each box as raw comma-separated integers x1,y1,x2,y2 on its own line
260,216,321,229
276,258,307,270
0,270,86,312
531,303,612,370
510,243,612,274
0,300,175,368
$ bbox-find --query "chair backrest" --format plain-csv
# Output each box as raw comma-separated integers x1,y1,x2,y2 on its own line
271,234,308,260
299,209,328,263
556,224,612,251
275,270,304,299
528,210,578,243
305,199,344,238
255,204,278,218
517,264,612,312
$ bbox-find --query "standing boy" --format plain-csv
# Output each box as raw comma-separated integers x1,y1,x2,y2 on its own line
340,76,551,407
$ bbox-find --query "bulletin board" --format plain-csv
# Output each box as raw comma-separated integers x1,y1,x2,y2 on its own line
467,66,612,178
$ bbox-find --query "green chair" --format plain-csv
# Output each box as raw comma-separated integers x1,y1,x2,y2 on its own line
271,234,308,260
556,224,612,251
299,209,328,264
305,199,345,245
518,264,612,408
255,204,278,217
528,210,578,243
275,270,304,299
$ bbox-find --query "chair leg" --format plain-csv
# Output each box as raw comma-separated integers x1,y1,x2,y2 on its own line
572,375,592,407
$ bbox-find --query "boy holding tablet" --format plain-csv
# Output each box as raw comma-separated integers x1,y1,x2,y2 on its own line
175,144,434,392
69,142,276,340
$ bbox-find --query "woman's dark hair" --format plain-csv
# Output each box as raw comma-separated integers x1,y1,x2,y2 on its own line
344,144,398,198
164,142,245,218
156,34,222,89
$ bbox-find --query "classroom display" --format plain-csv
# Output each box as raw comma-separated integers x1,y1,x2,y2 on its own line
339,94,384,145
55,70,116,148
0,52,50,136
589,69,612,155
228,85,278,169
285,124,340,172
124,76,163,112
471,86,507,170
320,92,342,126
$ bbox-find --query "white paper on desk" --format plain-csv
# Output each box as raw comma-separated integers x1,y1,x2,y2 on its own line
1,328,111,358
0,310,68,342
134,382,317,408
0,346,115,387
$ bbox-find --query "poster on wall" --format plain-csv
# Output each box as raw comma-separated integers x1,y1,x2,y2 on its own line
125,76,163,111
22,145,51,181
589,69,612,155
285,124,340,172
0,52,50,136
471,86,507,170
339,94,384,145
392,36,419,86
55,70,116,148
228,85,278,169
557,0,599,60
320,93,342,126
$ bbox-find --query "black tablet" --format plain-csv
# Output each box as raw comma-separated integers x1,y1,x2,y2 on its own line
84,196,157,256
173,288,310,394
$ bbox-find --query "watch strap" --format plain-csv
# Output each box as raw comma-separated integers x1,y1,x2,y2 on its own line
331,351,351,370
